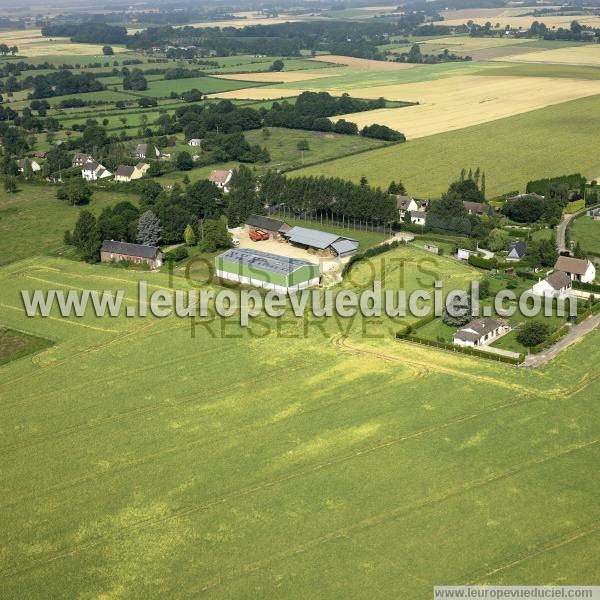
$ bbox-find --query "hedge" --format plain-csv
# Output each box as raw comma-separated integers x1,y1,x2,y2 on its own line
529,324,569,354
342,240,401,276
574,298,600,324
573,280,600,294
395,332,524,365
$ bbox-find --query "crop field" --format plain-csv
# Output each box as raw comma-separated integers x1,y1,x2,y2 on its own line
0,185,138,266
0,248,599,598
0,29,128,57
215,67,347,83
295,93,600,198
570,215,600,254
496,44,600,66
136,76,270,98
440,11,600,29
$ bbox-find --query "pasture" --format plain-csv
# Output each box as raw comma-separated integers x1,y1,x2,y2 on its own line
570,215,600,254
0,248,599,598
295,93,600,198
136,76,269,98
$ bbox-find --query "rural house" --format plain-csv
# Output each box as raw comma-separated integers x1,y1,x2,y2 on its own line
246,214,290,239
72,153,93,168
100,241,163,269
506,240,526,262
453,318,508,347
209,169,233,192
463,201,493,216
188,138,202,147
554,256,596,284
530,271,573,298
17,159,41,173
409,210,427,226
395,195,418,219
81,161,112,181
33,151,47,159
135,143,161,160
114,163,149,183
282,226,359,257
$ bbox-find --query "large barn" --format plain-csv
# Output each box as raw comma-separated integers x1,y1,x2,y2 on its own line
246,214,290,239
215,248,320,294
282,226,359,257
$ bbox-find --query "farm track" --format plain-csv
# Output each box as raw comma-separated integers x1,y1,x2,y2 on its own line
3,398,595,578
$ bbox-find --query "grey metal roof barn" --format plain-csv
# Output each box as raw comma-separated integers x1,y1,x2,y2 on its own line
246,214,290,233
218,248,312,275
101,241,161,259
283,226,359,256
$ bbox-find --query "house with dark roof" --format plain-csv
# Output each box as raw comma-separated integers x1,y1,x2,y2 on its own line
245,214,290,239
530,271,573,298
282,226,359,257
463,201,493,216
81,161,112,181
114,163,149,183
554,256,596,283
72,153,93,168
409,210,426,226
135,143,161,160
506,240,526,262
453,318,508,347
100,241,163,269
395,195,418,219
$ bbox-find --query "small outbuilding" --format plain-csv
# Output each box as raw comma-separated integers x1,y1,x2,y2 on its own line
100,241,163,269
215,248,320,294
246,214,290,239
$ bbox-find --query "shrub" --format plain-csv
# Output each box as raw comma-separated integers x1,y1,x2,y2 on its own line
517,321,550,348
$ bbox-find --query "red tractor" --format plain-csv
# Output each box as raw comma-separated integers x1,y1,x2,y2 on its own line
249,229,269,242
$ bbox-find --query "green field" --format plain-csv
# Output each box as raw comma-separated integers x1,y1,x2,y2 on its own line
295,94,600,198
0,249,599,597
570,215,600,254
135,76,268,98
0,184,138,265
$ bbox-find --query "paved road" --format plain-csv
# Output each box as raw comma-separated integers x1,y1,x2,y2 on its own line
556,205,594,253
521,313,600,368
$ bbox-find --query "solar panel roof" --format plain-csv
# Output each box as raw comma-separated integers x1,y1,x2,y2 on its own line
218,248,314,276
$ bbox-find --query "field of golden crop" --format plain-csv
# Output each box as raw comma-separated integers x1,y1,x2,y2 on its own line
495,44,600,66
215,67,348,83
441,11,600,28
308,55,419,70
0,29,128,57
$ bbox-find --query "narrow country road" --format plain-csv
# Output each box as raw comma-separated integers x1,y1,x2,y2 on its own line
521,313,600,368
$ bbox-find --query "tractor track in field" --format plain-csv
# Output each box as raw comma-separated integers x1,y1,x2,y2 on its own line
4,407,595,579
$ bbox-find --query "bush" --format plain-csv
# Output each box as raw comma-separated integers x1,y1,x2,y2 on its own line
164,246,189,262
516,321,550,348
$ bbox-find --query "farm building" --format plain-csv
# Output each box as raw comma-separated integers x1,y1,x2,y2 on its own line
246,214,290,239
100,241,163,269
215,248,320,294
453,318,509,347
282,227,359,257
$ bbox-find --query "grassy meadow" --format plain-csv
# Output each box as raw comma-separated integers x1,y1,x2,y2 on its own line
570,214,600,254
0,249,599,597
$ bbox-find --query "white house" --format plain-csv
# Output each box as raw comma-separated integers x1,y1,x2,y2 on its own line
209,169,233,192
395,195,418,219
17,159,41,173
457,248,475,261
81,161,112,181
188,138,202,147
530,271,573,299
554,256,596,284
409,210,426,226
135,143,161,160
72,153,93,168
453,318,509,347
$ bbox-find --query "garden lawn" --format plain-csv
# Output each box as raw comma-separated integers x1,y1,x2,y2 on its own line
570,215,600,254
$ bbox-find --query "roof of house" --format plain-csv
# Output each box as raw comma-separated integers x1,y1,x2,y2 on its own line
101,240,161,259
507,193,545,202
188,138,201,143
82,160,99,171
73,152,91,161
218,248,313,276
411,210,427,219
395,195,415,210
34,151,47,158
246,214,289,232
283,226,358,251
209,169,232,185
136,162,148,170
115,165,135,178
135,143,148,154
454,318,503,342
508,240,527,258
555,256,592,275
546,270,573,291
463,201,492,215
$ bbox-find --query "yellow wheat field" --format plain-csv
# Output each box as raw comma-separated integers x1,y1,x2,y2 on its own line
308,55,419,70
331,75,600,139
441,13,600,28
215,68,349,83
495,44,600,66
0,29,128,57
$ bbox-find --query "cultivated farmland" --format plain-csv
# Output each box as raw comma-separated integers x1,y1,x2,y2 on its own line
0,250,599,598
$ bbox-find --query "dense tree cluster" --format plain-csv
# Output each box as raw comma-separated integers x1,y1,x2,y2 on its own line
41,23,128,44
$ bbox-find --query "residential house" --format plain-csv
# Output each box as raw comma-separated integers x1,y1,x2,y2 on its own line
114,163,149,183
506,193,545,203
554,256,596,284
188,138,202,147
246,214,290,239
463,201,493,216
530,271,573,298
72,153,93,168
506,240,526,262
588,207,600,221
17,159,41,173
453,318,508,347
135,143,161,160
409,210,426,226
457,248,476,261
209,169,233,192
395,195,418,220
100,240,163,269
33,151,47,159
81,161,112,181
